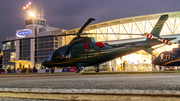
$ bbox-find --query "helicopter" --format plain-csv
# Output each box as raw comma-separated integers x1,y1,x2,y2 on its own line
42,14,176,73
152,46,180,68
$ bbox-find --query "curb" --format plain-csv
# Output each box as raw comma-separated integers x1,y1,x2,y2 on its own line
1,88,180,95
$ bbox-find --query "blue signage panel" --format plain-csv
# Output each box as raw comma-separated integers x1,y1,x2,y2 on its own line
16,29,32,37
62,68,69,72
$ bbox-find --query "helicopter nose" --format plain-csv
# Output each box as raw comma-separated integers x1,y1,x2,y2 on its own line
152,59,155,64
42,60,48,66
152,57,159,64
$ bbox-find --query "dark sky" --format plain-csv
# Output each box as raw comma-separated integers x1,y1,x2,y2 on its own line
0,0,180,49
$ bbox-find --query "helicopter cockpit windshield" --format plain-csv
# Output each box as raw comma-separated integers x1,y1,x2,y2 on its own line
47,50,57,61
47,51,54,61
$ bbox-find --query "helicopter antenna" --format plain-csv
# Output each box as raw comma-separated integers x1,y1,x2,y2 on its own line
77,18,96,37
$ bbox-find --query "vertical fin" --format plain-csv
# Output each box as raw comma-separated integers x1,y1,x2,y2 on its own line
146,14,168,41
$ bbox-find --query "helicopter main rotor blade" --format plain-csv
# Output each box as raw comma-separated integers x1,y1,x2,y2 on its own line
78,18,96,35
57,33,144,36
81,33,144,36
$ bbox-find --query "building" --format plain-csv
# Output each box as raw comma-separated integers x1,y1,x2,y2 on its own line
2,15,66,70
2,11,180,71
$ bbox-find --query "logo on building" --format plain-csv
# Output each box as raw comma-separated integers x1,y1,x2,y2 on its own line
16,29,32,37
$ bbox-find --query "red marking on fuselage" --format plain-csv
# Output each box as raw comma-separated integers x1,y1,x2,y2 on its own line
83,37,86,42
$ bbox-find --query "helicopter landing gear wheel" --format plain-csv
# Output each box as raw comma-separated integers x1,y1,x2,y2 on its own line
93,66,100,72
50,68,54,73
95,67,100,72
75,67,80,73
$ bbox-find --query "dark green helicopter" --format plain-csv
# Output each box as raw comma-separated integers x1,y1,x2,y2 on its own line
42,15,176,73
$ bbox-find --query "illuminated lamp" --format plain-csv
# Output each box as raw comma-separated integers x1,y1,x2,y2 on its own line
29,12,35,17
96,42,104,47
104,43,109,45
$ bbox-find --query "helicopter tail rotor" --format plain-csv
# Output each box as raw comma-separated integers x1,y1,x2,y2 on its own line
145,33,173,45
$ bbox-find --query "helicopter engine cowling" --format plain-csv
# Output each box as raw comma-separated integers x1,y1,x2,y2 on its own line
145,33,172,45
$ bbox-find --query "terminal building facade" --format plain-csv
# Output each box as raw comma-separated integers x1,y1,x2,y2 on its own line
2,11,180,71
2,17,66,70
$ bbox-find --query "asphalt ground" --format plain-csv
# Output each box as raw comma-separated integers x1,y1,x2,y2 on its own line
0,72,180,100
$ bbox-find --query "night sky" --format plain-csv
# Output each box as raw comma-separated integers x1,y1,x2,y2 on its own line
0,0,180,49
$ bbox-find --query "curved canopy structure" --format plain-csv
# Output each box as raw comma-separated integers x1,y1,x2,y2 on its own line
57,11,180,44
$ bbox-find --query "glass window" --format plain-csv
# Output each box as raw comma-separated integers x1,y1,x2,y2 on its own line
66,52,71,59
59,52,65,59
3,53,10,59
22,51,30,58
55,42,58,48
159,53,164,59
11,41,14,46
38,42,54,49
166,54,171,59
3,42,11,50
42,21,45,25
3,44,5,50
38,37,54,42
47,51,54,61
25,19,32,25
37,49,53,56
20,40,22,44
22,39,30,44
34,19,38,24
38,20,41,25
14,41,16,46
22,45,30,51
10,52,15,60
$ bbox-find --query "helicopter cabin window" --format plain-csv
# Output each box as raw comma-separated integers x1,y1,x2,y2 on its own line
91,38,95,42
160,54,164,59
165,54,171,59
66,52,71,59
59,52,65,59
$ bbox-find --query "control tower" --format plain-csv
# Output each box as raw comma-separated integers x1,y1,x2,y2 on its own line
2,3,66,70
